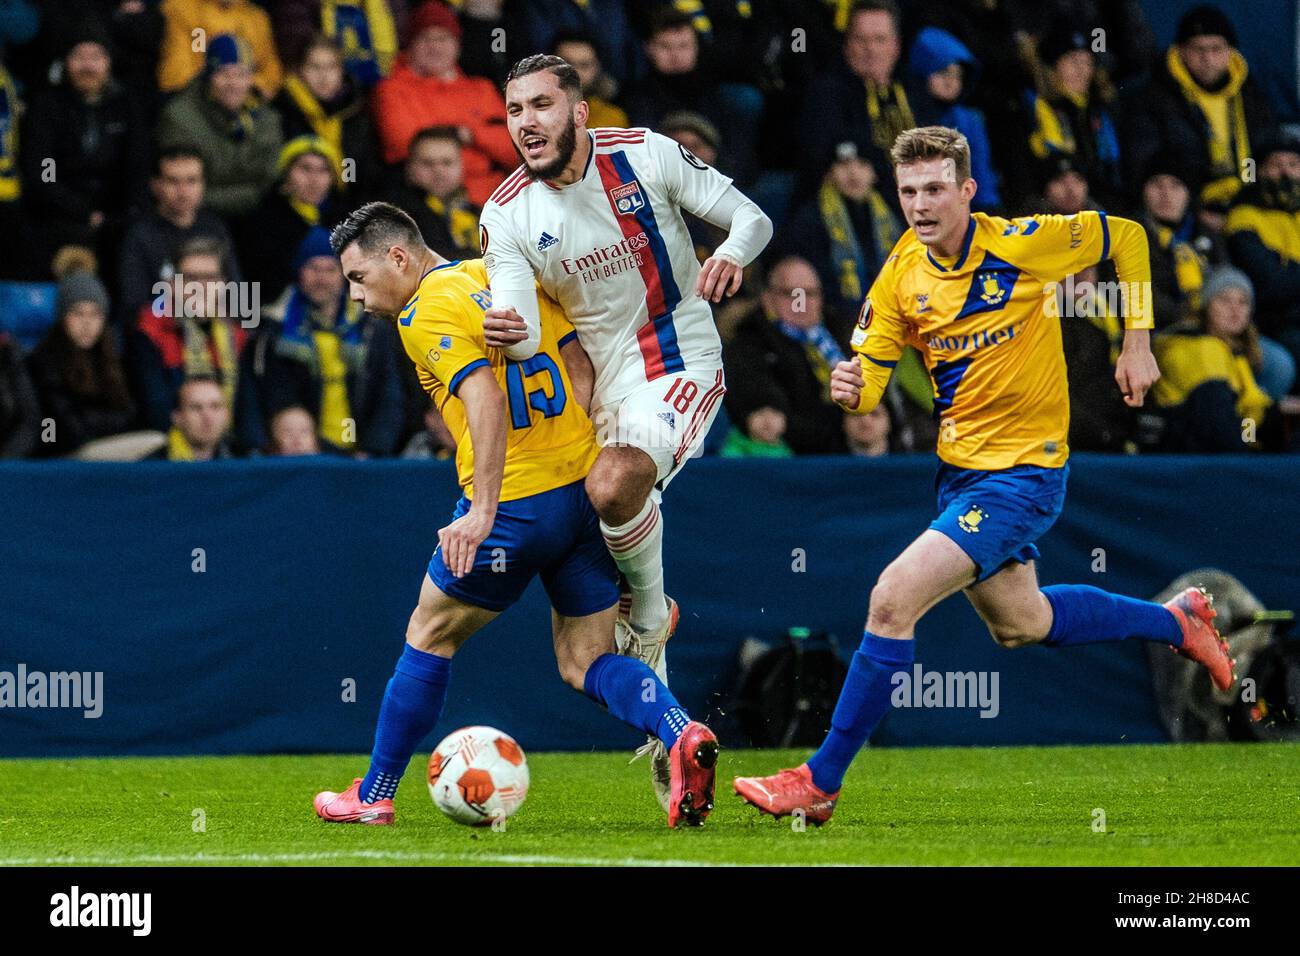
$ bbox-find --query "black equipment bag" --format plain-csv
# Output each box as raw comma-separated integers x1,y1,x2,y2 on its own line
727,628,850,748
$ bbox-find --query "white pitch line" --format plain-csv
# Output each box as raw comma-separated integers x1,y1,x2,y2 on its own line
0,849,849,868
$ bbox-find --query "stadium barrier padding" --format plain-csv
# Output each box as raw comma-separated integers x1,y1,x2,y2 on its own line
1,454,1296,757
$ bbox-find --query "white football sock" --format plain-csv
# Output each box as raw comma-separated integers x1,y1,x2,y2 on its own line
601,498,668,635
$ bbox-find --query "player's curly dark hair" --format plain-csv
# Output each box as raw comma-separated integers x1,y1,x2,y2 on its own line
505,54,581,100
329,202,424,257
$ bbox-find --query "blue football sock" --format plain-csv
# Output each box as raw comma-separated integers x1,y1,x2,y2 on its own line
359,645,452,803
1041,585,1182,647
807,631,914,795
583,653,689,748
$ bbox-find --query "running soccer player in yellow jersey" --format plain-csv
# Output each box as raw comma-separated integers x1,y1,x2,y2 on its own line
734,127,1235,824
313,203,718,828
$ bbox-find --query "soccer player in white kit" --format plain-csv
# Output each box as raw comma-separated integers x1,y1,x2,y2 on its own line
478,55,772,803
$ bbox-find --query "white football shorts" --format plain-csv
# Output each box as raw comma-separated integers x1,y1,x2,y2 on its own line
590,367,726,495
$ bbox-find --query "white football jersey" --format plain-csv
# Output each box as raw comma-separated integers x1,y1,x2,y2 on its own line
479,127,731,406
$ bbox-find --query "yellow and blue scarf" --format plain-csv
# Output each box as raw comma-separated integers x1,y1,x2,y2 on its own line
775,313,846,396
1166,45,1252,207
818,176,901,305
865,80,914,154
275,289,368,450
1153,216,1205,314
425,191,481,254
324,0,398,86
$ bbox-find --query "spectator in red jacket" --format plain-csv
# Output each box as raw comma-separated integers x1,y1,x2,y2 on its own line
127,236,249,431
371,1,515,205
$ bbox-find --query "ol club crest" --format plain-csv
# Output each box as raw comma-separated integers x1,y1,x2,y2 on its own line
610,180,646,215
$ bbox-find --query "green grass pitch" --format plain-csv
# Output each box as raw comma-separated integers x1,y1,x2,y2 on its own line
3,743,1297,866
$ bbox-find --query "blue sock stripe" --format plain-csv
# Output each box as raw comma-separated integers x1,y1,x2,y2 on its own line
361,770,401,803
658,706,690,746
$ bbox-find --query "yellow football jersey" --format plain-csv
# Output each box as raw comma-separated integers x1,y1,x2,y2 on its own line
850,211,1152,470
398,259,597,501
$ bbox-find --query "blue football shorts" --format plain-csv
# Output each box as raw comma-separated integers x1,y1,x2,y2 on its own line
929,461,1069,583
428,478,619,617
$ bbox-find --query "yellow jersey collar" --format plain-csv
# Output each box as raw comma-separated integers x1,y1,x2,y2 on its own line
401,259,462,314
926,216,978,273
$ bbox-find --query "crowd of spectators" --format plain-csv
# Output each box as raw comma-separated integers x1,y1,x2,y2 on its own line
0,0,1298,462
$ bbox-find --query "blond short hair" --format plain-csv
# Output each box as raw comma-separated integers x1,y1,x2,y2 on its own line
890,126,972,183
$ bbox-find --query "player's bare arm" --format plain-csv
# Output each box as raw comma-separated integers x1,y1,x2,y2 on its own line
438,366,506,578
560,336,595,414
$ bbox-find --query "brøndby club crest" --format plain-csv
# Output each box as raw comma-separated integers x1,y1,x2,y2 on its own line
978,272,1006,305
957,505,989,533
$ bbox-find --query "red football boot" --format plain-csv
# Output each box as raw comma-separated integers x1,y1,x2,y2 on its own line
314,777,395,825
733,764,838,825
1164,586,1236,692
667,721,719,828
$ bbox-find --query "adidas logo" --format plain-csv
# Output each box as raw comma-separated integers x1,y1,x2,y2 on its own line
657,411,676,429
537,231,559,251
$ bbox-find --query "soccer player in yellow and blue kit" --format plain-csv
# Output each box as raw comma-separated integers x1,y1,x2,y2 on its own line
314,203,719,828
735,127,1235,824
